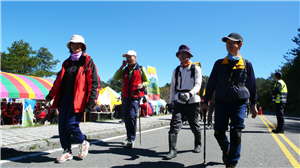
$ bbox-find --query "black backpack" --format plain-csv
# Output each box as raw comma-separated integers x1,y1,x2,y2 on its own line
174,63,200,93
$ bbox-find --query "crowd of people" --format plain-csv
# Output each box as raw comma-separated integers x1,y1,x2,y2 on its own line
0,101,59,125
3,32,289,168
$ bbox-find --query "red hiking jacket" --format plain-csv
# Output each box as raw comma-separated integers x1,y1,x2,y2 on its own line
47,53,100,113
121,64,145,98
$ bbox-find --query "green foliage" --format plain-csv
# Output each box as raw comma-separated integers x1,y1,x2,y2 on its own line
160,83,171,102
256,77,274,111
257,28,300,115
1,40,60,77
100,80,108,90
279,28,300,115
106,77,123,92
32,47,60,77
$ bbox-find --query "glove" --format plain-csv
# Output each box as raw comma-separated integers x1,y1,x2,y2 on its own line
178,92,192,102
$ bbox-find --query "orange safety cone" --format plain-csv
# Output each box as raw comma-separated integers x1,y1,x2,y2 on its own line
258,106,263,115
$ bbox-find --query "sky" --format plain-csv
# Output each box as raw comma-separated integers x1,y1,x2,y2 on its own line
1,1,299,87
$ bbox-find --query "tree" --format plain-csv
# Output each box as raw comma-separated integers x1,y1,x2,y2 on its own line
279,28,300,115
106,77,123,93
160,83,171,102
1,40,60,77
32,47,60,77
100,80,108,90
1,40,38,75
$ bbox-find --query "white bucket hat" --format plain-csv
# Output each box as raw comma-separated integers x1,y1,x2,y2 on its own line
122,50,137,57
67,35,86,49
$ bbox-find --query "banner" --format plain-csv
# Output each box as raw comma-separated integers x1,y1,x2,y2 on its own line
22,99,36,127
147,66,160,100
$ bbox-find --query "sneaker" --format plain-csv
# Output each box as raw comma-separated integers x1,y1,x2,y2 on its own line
56,150,73,163
122,139,128,145
205,125,212,130
78,140,90,159
126,140,134,149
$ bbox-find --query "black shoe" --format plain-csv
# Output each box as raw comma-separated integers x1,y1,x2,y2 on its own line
272,129,284,133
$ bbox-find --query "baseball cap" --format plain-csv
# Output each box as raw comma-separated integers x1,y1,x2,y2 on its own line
122,50,137,57
222,33,243,43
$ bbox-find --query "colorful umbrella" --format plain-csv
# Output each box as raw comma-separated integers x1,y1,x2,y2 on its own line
0,72,54,100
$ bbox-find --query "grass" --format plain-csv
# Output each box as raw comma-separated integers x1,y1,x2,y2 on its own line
30,144,38,150
44,139,50,146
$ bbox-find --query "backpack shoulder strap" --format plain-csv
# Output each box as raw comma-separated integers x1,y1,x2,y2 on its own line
190,64,196,79
190,64,197,86
175,66,181,92
139,65,145,82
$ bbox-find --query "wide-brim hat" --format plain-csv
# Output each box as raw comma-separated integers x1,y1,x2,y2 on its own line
67,35,86,49
222,33,243,43
176,44,193,57
122,50,137,57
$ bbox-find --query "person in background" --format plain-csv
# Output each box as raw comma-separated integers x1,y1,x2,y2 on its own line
37,106,48,125
270,72,287,133
46,35,100,163
164,44,202,160
113,50,150,148
201,33,258,168
206,91,215,129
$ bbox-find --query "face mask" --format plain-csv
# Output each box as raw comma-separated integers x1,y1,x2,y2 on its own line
70,51,82,61
227,53,240,61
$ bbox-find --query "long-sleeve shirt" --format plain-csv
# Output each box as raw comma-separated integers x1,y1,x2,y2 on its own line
204,58,257,105
113,64,150,88
169,63,202,104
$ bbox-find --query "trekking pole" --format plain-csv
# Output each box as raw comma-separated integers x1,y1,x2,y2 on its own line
137,89,142,145
203,108,207,166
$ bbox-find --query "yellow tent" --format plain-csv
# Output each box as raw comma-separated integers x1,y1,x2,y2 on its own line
98,86,122,111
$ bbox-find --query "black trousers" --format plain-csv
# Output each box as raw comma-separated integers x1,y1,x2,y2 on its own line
275,103,285,131
169,102,201,135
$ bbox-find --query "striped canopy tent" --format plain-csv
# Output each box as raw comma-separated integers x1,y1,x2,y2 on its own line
0,72,54,100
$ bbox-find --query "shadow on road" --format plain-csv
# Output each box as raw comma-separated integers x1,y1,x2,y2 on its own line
111,161,185,168
186,161,224,168
110,161,223,168
1,148,55,163
89,140,196,161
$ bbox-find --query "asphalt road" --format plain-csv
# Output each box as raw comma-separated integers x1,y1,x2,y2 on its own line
1,112,299,168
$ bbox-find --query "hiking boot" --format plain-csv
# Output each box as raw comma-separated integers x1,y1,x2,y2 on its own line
164,134,178,160
222,149,230,164
56,150,73,163
78,140,90,159
126,140,134,149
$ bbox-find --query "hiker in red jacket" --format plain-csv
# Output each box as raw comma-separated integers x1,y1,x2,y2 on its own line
46,35,100,163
